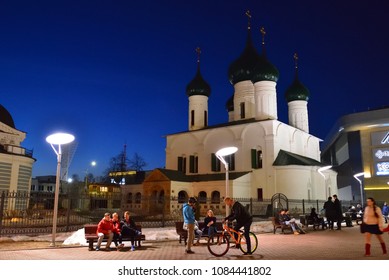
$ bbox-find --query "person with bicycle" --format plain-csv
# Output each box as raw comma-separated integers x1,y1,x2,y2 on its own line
223,197,253,255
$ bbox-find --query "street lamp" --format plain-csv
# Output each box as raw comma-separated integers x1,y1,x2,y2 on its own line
216,146,238,216
318,165,332,198
354,172,365,204
46,132,75,247
85,161,97,192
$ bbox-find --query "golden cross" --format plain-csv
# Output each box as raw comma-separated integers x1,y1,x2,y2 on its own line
195,47,201,63
260,27,266,45
294,52,299,69
245,10,251,28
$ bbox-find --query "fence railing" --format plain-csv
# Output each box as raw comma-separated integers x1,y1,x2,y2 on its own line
0,191,371,236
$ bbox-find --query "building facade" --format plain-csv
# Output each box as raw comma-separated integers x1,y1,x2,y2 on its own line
0,104,35,210
321,107,389,202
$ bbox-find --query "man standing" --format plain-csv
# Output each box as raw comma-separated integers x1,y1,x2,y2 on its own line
223,197,253,255
183,197,196,254
323,196,335,230
333,194,343,230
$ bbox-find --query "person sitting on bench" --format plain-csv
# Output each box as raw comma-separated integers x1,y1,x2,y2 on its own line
120,211,141,251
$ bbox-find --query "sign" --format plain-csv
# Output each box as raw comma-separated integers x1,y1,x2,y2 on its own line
371,131,389,146
375,161,389,176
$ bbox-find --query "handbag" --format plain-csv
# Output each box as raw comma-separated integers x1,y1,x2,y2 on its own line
360,222,366,233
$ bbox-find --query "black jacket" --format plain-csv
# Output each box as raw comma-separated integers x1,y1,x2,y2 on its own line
225,201,252,225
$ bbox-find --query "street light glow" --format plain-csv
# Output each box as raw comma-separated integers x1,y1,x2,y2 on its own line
354,172,365,204
318,165,332,178
46,133,75,145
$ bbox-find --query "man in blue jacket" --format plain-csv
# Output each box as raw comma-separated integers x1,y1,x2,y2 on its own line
183,197,196,254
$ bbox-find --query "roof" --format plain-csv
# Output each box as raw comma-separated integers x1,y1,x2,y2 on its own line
273,149,323,166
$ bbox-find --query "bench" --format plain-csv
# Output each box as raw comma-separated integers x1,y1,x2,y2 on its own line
271,216,293,234
175,221,223,245
300,214,326,230
84,224,146,251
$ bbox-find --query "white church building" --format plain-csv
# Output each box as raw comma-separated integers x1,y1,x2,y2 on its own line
142,21,337,215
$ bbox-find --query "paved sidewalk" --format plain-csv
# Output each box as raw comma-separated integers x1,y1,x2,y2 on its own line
1,225,388,260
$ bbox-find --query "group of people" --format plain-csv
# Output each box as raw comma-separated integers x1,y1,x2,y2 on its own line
182,196,253,255
323,194,344,230
96,211,142,251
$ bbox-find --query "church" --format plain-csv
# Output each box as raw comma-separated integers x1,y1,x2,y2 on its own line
141,15,337,215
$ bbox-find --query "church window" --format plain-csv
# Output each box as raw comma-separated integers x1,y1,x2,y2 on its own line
251,149,263,169
198,191,207,204
127,192,133,204
240,102,245,119
177,156,187,173
211,153,221,172
191,110,195,126
135,192,141,204
189,155,198,173
178,190,188,203
211,191,220,203
225,153,236,171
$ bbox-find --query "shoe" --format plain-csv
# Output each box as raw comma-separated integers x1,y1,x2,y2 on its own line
95,247,100,251
131,245,135,251
117,244,124,251
186,250,195,254
294,231,300,235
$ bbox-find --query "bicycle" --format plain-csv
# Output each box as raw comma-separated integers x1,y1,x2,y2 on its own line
207,221,258,257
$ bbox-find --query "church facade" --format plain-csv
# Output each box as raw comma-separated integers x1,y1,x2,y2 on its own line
143,20,337,214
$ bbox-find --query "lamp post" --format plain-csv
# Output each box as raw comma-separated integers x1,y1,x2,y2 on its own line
216,146,238,216
318,165,332,198
84,161,96,192
46,132,75,247
354,172,365,204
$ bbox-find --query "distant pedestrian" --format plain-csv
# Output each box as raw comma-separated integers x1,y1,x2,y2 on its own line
362,197,386,256
333,194,343,230
323,197,335,230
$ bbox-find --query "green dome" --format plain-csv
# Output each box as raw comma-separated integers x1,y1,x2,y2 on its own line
0,104,15,128
285,77,310,102
228,29,261,85
252,53,279,83
186,64,211,97
225,95,234,112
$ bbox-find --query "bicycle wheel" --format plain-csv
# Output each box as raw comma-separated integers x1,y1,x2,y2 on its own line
207,233,230,257
239,232,258,254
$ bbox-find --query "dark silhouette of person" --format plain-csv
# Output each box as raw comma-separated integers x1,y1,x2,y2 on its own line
333,194,343,230
323,196,335,230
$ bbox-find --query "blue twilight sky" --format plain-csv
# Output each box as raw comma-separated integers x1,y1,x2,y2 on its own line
0,0,388,178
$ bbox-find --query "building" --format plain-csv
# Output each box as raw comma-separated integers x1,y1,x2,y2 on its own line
142,17,337,216
321,106,389,202
0,104,35,209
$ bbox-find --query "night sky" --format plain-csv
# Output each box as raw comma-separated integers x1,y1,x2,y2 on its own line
0,0,388,178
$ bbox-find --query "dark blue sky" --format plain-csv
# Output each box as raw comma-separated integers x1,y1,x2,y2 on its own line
0,0,388,178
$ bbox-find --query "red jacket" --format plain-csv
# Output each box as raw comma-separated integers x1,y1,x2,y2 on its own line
97,218,113,235
112,220,121,234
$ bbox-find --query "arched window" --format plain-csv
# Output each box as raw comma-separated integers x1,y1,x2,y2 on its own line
198,191,207,204
178,191,188,203
158,190,165,204
135,192,141,204
127,192,133,204
211,191,220,203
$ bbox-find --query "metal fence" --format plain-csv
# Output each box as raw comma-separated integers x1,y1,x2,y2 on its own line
0,190,371,236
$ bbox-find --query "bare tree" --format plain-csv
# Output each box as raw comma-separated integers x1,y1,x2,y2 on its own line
128,152,147,171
